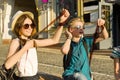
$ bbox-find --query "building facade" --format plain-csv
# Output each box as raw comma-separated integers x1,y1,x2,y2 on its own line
0,0,119,49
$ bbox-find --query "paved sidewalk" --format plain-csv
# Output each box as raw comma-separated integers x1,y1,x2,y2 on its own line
0,44,115,80
37,47,114,80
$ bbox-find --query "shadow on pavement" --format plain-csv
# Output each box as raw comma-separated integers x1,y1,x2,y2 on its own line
38,72,63,80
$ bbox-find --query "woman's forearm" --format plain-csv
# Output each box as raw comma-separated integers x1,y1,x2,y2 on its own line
52,26,63,43
5,45,29,69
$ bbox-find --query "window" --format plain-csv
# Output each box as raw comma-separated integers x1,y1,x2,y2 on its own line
99,2,112,37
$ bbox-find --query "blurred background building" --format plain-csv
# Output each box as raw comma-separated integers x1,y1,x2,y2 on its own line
0,0,120,49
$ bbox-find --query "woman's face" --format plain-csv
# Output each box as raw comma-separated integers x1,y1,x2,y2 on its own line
19,18,34,39
70,21,84,38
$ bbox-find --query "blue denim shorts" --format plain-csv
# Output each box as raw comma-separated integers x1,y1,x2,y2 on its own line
110,46,120,59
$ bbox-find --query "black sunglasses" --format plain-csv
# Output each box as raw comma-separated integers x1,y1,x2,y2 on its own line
22,23,35,29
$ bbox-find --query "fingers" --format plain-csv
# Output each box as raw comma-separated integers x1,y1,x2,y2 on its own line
60,9,65,16
64,9,70,17
65,28,70,35
61,9,70,17
65,28,72,39
98,18,105,26
60,9,70,23
64,29,69,37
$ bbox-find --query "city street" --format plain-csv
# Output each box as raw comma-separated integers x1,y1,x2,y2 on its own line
0,0,120,80
0,44,115,80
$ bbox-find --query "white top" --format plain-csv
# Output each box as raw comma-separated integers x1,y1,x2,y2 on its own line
17,47,38,77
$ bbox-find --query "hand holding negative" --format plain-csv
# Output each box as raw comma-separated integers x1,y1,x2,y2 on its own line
97,18,105,27
65,28,72,39
59,9,70,24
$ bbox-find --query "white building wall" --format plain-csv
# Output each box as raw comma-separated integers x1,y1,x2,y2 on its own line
37,0,56,38
2,0,15,39
2,0,37,40
0,8,2,34
0,0,3,34
0,0,3,43
84,4,112,49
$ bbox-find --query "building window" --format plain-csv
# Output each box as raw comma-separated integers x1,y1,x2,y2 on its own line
99,2,112,37
84,13,90,22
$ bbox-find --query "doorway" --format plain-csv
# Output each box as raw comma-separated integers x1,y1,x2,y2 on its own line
113,4,120,47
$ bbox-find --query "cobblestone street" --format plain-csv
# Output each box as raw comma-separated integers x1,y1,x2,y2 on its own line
0,44,115,80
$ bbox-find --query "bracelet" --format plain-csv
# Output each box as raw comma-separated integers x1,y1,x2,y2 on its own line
58,23,64,26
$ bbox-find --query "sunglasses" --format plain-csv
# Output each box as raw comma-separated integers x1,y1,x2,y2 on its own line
22,23,35,29
73,25,85,29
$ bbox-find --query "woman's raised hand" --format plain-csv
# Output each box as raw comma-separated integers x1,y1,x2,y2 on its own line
59,9,70,24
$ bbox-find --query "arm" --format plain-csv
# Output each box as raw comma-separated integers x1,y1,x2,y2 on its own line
35,9,70,47
95,19,109,43
61,29,72,54
5,39,34,69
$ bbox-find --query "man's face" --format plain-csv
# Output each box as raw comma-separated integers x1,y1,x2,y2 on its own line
69,21,84,38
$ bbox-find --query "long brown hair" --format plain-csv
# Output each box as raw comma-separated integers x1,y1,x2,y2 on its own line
13,14,36,39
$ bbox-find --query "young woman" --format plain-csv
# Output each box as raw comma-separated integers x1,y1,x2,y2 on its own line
61,18,108,80
4,9,70,80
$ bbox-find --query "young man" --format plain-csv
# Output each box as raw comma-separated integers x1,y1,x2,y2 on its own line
61,18,108,80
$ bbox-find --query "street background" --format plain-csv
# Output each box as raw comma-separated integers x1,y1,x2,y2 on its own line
0,44,115,80
0,0,119,80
